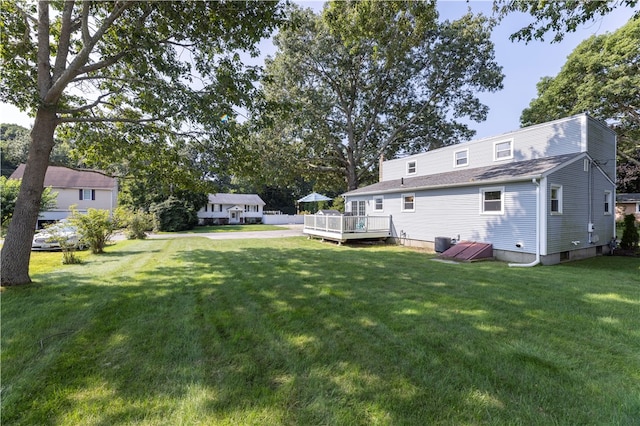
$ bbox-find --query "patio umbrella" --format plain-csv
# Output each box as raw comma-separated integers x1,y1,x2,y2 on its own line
297,192,332,203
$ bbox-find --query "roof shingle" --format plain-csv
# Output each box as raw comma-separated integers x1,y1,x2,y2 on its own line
344,153,583,196
10,164,116,189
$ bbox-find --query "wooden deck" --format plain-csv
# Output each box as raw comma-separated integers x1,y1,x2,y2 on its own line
303,215,391,243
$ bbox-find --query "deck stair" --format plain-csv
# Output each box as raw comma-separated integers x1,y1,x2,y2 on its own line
439,241,493,261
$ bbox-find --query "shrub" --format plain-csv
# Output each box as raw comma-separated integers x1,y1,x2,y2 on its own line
127,210,154,239
150,197,198,232
70,207,116,254
620,214,639,250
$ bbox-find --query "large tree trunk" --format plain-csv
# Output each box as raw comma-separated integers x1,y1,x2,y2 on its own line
1,108,57,286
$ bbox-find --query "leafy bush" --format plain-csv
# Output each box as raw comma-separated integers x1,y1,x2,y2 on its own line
620,214,639,251
69,207,116,254
127,210,154,239
113,207,153,239
150,197,198,232
40,221,83,264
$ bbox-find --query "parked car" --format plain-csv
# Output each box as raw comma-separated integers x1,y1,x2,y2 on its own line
32,220,85,251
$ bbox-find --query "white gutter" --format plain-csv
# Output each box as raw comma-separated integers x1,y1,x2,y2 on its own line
509,178,541,267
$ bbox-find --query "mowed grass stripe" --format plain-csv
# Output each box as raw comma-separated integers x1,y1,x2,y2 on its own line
2,237,639,425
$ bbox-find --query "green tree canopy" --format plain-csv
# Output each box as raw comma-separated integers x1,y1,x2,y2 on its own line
494,0,639,43
0,176,56,228
1,123,76,177
243,1,503,192
519,17,640,190
0,0,285,285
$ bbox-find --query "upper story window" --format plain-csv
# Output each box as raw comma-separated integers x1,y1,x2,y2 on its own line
604,191,612,215
480,187,504,214
454,149,468,167
406,160,417,175
401,193,415,212
494,140,513,161
373,196,384,212
79,189,95,201
550,184,563,215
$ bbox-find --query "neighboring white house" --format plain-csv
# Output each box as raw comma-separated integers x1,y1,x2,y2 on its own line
342,113,617,265
10,164,118,228
197,193,266,225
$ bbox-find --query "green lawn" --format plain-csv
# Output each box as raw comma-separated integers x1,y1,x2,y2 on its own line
3,237,639,425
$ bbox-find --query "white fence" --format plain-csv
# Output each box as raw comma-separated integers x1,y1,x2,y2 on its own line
263,214,304,225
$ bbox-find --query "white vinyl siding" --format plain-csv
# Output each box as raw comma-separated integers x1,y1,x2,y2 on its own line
380,114,591,181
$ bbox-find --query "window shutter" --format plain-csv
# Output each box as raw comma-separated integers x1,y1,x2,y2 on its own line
79,189,83,200
91,190,96,200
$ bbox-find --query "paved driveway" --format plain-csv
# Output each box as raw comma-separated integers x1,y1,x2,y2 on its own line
145,225,304,241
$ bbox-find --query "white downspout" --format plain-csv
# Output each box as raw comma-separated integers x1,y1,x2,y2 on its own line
509,178,541,267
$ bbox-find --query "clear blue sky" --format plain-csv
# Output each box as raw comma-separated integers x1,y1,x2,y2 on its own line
1,1,637,141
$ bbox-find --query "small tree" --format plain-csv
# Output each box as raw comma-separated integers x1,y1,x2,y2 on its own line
45,224,82,265
69,207,116,254
114,207,154,240
620,214,639,251
1,177,57,231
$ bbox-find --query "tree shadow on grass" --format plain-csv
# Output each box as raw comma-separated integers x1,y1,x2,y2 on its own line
3,240,639,424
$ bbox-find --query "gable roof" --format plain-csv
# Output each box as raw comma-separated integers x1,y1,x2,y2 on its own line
207,193,265,206
344,153,584,197
10,164,116,189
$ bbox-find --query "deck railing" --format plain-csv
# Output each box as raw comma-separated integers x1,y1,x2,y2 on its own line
303,215,391,234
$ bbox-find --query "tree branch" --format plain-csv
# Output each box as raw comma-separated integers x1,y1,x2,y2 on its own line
52,0,75,81
45,1,134,105
56,91,120,114
57,114,175,124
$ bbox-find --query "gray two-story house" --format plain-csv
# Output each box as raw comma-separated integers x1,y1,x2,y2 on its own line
342,113,617,265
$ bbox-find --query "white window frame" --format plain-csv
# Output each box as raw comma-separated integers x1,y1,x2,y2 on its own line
401,193,415,212
373,196,384,212
406,160,417,175
550,184,563,215
604,190,612,215
81,189,93,200
480,187,504,215
493,140,513,161
636,203,640,213
454,149,469,167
